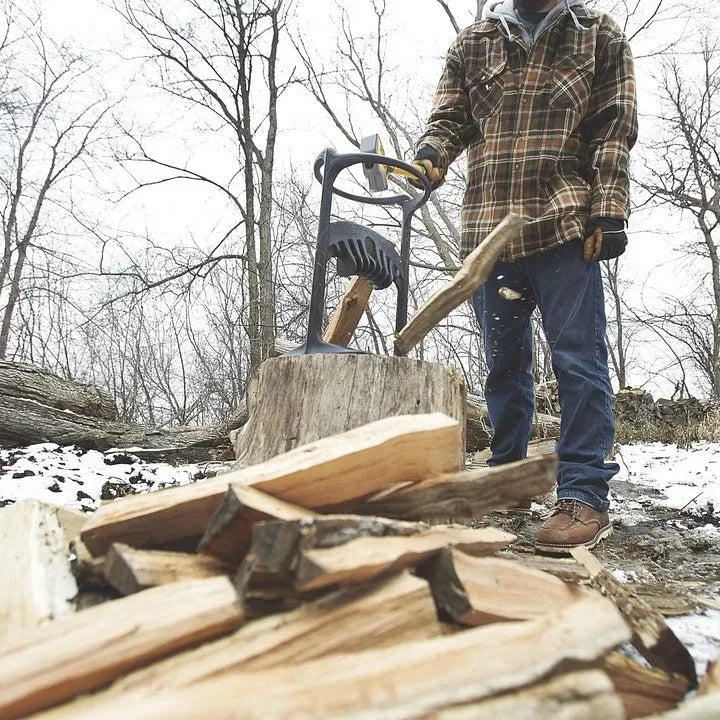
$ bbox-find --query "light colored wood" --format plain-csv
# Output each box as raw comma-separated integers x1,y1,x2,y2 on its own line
295,526,515,591
425,549,584,626
427,670,623,720
0,500,78,643
54,506,87,545
507,553,590,582
103,543,230,595
394,213,524,355
0,576,244,720
699,651,720,695
643,694,720,719
572,547,698,689
323,276,373,346
33,594,630,720
233,354,466,467
198,486,316,565
38,573,443,719
603,652,688,719
354,454,557,519
81,412,462,556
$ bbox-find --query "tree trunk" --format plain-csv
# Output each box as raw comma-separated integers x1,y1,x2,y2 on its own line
233,354,467,467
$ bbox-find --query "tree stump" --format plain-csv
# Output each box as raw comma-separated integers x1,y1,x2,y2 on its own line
233,355,466,468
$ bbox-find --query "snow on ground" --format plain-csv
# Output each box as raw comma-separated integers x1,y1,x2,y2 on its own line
614,442,720,520
0,443,222,512
668,610,720,679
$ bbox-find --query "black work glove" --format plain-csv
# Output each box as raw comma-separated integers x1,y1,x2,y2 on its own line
409,145,446,189
583,217,628,262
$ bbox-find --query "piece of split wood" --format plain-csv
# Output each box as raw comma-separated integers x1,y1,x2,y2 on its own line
352,454,557,520
294,525,515,592
426,670,623,720
0,500,78,643
603,651,688,719
103,543,231,595
571,546,698,689
323,276,373,346
31,593,629,720
394,213,524,355
0,576,244,720
198,486,316,565
424,549,586,626
81,412,461,556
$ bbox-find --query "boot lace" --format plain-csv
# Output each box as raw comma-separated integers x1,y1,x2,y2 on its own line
552,499,584,520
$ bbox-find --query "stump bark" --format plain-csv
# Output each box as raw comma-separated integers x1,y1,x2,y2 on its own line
233,355,466,467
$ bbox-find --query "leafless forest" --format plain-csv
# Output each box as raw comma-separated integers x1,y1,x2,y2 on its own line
0,0,717,427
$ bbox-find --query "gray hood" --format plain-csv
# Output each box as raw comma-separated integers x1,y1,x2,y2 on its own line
482,0,588,45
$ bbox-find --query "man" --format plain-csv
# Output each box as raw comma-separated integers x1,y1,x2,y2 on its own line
414,0,638,551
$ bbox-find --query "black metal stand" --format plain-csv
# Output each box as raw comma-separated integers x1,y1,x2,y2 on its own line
286,147,432,356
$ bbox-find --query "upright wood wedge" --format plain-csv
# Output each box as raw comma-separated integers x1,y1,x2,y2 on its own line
0,500,78,642
295,526,515,591
572,546,698,689
323,276,373,346
424,549,585,626
37,594,630,720
354,454,557,519
0,576,244,720
81,412,462,556
394,213,524,355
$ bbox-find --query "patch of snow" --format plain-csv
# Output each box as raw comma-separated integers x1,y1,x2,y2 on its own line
0,444,224,512
611,569,637,583
615,443,720,520
667,610,720,679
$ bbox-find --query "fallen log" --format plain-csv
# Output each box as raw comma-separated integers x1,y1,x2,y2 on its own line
198,486,316,565
0,576,244,720
0,501,78,643
34,594,629,720
323,276,373,346
350,454,557,519
571,546,698,689
602,652,689,719
394,213,524,356
428,670,623,720
294,526,515,591
103,544,230,595
233,354,466,466
424,549,583,626
81,413,462,556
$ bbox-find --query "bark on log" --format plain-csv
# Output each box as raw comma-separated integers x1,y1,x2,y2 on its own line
0,360,117,420
233,354,466,467
35,594,629,720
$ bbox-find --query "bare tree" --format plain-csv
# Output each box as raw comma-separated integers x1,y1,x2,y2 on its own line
0,3,108,358
114,0,292,378
637,38,720,398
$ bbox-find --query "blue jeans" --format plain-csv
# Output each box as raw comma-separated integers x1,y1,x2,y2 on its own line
471,239,618,511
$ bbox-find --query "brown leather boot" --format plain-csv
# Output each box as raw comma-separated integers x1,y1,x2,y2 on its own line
536,499,611,553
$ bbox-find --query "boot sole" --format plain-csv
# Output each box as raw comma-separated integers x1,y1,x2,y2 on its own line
535,524,613,554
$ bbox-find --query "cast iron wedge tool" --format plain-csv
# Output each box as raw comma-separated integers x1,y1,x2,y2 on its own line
285,141,432,356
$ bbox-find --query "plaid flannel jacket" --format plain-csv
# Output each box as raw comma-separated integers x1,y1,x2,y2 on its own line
417,6,638,260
